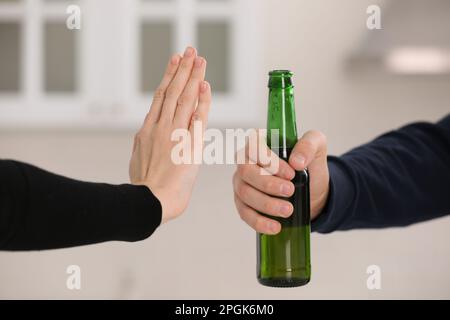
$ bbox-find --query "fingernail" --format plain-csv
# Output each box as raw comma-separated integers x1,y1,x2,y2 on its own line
268,221,279,234
200,81,208,93
280,183,293,196
295,155,305,168
184,47,194,57
171,54,180,65
279,167,292,180
280,204,292,217
195,56,203,68
286,168,295,180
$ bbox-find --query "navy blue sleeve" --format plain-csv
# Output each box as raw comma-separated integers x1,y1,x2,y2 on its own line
312,114,450,233
0,160,162,250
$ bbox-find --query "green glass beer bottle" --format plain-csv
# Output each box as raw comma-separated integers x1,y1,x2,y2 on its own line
257,70,311,287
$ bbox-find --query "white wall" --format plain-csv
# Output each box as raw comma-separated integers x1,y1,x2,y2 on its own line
0,0,449,299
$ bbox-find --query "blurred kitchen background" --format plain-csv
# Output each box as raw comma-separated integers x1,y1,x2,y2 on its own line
0,0,449,299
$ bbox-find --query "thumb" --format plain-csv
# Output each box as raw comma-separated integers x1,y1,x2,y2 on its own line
289,130,327,171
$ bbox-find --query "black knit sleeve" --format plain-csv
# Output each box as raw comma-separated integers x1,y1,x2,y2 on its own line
0,160,162,250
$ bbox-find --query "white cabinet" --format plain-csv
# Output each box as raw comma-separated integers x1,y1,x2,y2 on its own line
0,0,261,129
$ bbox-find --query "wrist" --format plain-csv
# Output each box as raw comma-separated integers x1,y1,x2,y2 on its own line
311,185,330,221
311,157,355,233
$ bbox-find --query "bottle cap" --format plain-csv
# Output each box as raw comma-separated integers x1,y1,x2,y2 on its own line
268,70,294,88
269,70,293,77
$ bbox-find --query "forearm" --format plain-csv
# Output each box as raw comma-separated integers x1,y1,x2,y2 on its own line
0,160,162,250
312,115,450,233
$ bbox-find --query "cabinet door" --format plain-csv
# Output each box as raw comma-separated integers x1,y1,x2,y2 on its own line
0,0,261,129
134,0,262,127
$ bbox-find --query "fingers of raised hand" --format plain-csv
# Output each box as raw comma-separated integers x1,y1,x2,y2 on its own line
159,47,198,123
175,56,207,128
145,54,182,127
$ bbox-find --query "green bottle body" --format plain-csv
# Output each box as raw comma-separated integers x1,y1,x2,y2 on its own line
257,70,311,287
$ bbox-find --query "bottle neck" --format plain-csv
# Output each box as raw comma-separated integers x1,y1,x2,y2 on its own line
267,84,298,158
268,75,293,89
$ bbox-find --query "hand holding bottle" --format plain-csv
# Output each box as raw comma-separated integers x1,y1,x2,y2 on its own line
233,130,330,234
129,47,211,224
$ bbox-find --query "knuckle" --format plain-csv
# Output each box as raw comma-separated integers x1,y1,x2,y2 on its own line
263,180,274,193
236,183,249,199
134,131,141,141
306,130,328,155
166,67,177,78
255,218,267,232
191,113,201,124
263,200,274,213
311,130,327,144
233,192,239,206
134,132,144,144
237,164,249,179
232,173,240,192
177,95,187,107
318,132,328,152
165,86,178,99
299,138,314,151
238,209,247,222
153,87,165,101
144,112,151,123
298,139,316,154
277,164,288,177
180,61,190,70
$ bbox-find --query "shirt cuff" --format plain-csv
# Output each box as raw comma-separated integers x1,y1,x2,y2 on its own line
114,184,162,242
